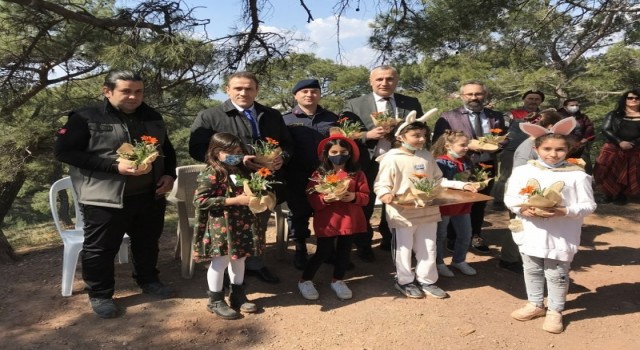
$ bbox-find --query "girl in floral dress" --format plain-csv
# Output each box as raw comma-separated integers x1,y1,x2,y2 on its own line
193,132,259,320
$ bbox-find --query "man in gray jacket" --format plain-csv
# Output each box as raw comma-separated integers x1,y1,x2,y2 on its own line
54,70,177,318
343,65,423,261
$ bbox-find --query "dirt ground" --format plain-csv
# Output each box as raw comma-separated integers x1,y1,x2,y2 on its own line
1,202,639,350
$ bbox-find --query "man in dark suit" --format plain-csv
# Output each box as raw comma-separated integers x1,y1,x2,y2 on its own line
432,80,506,255
342,65,423,262
189,71,294,284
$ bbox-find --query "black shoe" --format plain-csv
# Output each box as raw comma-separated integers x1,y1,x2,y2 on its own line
247,267,280,284
356,246,376,262
207,290,239,320
498,260,524,274
293,251,308,270
141,281,175,299
89,297,119,319
470,236,491,254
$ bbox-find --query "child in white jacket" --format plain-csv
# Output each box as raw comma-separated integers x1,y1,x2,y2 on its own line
504,117,596,334
375,117,470,299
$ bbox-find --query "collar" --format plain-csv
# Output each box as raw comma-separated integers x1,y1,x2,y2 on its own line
293,104,324,117
373,92,394,102
229,100,255,114
463,107,483,116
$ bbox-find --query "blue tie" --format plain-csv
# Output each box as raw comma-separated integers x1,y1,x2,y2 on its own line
243,109,260,139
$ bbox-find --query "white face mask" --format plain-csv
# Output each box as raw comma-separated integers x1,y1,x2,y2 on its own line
447,150,462,159
566,106,579,114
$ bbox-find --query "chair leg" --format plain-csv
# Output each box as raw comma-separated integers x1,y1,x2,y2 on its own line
274,205,287,261
62,245,82,297
180,224,194,279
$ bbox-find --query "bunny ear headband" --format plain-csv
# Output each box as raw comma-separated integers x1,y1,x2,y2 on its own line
394,108,439,137
519,116,577,138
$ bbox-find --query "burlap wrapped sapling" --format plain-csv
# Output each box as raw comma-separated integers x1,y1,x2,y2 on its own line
116,135,160,171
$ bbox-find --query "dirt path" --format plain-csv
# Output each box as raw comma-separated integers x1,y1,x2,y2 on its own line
1,203,639,349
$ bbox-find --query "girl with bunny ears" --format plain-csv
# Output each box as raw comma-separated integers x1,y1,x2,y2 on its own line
504,117,596,334
374,112,470,300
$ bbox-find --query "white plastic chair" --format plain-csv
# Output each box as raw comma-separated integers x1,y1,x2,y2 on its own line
167,164,206,279
49,177,130,297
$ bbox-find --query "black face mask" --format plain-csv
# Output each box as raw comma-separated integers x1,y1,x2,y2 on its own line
328,154,350,165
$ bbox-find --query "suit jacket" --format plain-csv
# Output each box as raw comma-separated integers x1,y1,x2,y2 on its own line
432,106,506,143
343,93,423,131
342,93,423,169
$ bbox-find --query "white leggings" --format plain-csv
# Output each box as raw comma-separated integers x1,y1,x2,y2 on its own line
207,255,246,292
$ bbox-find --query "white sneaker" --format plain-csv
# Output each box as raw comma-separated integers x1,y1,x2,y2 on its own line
451,262,477,276
437,263,455,277
330,280,353,300
298,280,319,300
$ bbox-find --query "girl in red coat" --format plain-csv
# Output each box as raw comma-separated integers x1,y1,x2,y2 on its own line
298,132,369,300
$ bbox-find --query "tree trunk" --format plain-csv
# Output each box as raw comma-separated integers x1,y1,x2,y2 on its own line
0,170,27,263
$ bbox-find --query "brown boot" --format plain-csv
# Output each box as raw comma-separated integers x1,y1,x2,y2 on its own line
510,303,546,321
542,309,564,333
207,291,239,320
229,284,257,313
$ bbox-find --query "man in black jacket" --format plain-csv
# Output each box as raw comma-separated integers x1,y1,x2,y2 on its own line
54,70,177,318
189,71,293,284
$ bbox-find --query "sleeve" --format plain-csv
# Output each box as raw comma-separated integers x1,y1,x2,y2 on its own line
504,167,527,214
601,112,621,144
275,112,294,163
374,158,397,198
193,170,228,211
161,132,177,178
53,112,119,173
353,171,370,206
440,178,468,190
513,139,534,169
564,174,597,218
189,110,215,163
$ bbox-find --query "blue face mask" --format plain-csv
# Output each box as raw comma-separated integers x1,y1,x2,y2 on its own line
401,142,418,151
222,154,243,166
328,154,350,165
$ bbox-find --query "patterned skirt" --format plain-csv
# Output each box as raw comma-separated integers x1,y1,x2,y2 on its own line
594,143,640,196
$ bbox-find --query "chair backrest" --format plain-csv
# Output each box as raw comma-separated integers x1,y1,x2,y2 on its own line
168,164,206,219
49,177,83,234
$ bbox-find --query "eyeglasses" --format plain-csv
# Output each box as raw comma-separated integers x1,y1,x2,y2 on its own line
462,93,485,98
627,96,640,101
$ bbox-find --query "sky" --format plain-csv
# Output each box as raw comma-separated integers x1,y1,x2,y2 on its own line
182,0,378,67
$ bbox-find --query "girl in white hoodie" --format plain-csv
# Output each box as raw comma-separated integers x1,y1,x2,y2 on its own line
504,117,596,334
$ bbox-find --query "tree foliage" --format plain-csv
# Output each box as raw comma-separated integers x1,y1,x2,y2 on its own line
250,53,370,113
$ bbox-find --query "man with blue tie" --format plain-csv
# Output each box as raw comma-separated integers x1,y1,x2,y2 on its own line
189,71,293,284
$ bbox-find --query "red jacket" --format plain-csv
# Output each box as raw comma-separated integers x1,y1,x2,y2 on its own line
307,169,369,237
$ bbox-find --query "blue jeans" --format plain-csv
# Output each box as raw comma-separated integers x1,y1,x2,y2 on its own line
521,253,571,312
436,215,472,264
